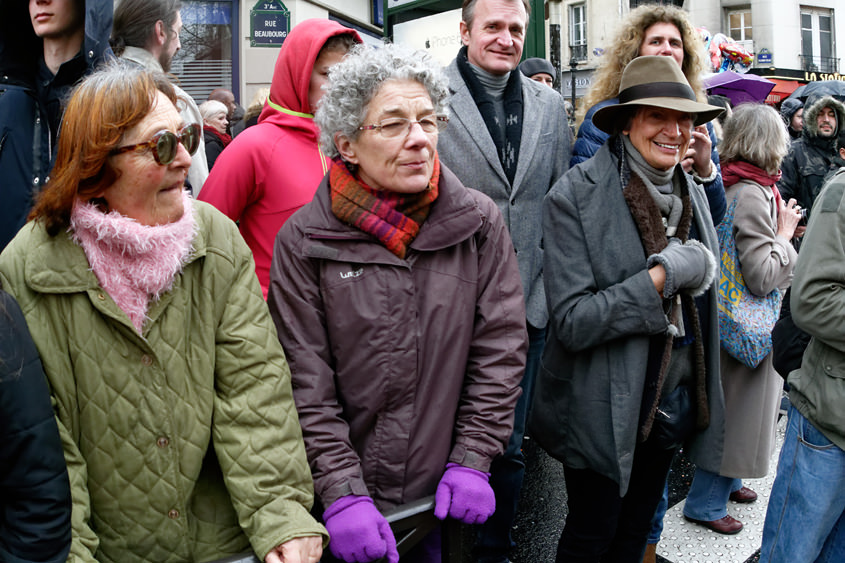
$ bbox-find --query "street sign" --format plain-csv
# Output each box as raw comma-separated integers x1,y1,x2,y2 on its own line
757,48,773,65
250,0,290,48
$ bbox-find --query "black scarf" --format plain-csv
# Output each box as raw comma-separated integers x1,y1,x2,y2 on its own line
456,46,523,186
611,136,710,442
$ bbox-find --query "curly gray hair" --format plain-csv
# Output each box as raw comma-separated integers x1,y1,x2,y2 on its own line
315,43,450,159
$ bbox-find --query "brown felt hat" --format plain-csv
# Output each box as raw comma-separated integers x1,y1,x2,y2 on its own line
593,56,725,134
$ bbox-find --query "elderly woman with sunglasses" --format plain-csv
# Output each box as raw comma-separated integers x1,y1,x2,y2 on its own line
267,43,527,563
0,63,326,563
530,56,727,562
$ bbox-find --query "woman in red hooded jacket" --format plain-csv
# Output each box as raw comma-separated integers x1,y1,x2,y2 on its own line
198,19,361,297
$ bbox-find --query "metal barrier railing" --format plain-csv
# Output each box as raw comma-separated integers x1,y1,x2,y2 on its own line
209,554,260,563
207,495,462,563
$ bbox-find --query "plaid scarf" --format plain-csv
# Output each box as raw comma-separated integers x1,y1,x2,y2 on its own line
330,157,440,258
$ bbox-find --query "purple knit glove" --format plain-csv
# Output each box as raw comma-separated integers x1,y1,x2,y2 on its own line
433,463,495,524
323,495,398,563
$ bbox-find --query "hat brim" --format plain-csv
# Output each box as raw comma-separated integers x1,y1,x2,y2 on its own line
593,97,725,134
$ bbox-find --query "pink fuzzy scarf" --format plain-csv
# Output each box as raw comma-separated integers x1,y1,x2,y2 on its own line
70,191,197,333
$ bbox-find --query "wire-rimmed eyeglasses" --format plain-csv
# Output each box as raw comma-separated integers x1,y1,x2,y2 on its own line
358,115,449,138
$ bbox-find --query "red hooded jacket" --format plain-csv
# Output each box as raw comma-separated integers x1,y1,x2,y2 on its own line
198,19,361,297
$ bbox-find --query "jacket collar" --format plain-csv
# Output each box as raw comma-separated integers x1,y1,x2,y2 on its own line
121,46,163,73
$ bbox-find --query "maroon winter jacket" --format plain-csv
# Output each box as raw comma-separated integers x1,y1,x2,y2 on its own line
267,163,527,510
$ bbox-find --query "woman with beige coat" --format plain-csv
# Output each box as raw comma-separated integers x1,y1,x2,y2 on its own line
683,103,802,534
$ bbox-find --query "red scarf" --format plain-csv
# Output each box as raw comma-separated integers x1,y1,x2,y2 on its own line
203,125,232,147
330,156,440,259
721,160,783,207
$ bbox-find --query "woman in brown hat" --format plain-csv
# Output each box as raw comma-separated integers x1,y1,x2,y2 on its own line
571,4,726,234
530,55,726,562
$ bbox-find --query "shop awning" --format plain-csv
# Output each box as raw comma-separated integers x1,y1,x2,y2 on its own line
766,79,803,104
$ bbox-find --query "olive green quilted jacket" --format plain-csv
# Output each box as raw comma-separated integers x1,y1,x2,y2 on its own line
0,201,327,562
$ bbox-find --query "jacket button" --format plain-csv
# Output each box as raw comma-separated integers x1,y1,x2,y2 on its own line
97,292,106,300
168,509,179,519
156,436,169,448
141,355,153,366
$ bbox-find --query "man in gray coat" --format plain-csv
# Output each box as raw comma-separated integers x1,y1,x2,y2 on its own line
110,0,209,195
437,1,571,561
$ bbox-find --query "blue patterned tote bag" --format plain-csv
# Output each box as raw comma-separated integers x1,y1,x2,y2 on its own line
717,194,783,368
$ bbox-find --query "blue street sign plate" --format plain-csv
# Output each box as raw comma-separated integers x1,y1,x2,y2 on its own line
251,0,290,47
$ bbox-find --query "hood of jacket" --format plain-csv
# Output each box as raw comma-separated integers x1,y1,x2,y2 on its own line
0,0,112,86
802,95,845,142
258,19,360,131
780,97,803,121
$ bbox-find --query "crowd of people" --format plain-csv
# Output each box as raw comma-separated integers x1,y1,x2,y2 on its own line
1,1,844,563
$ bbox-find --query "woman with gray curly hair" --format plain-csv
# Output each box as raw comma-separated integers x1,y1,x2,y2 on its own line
267,43,527,563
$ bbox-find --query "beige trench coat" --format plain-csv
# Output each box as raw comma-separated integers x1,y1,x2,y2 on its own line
719,179,797,478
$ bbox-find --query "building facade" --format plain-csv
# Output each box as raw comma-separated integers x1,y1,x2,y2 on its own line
553,0,843,106
154,0,842,110
157,0,382,107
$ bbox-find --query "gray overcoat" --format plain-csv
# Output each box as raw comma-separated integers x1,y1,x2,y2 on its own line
530,142,726,495
438,60,572,328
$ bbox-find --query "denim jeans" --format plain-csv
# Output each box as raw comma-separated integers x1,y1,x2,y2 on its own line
646,480,669,544
682,468,743,521
760,405,845,563
475,323,545,563
555,432,676,563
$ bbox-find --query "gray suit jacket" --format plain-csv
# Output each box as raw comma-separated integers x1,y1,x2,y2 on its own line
439,60,571,328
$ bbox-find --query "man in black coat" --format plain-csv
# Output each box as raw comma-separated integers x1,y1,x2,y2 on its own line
780,95,845,223
0,288,71,562
0,0,112,250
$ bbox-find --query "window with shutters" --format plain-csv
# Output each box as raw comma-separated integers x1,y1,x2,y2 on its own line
171,1,235,102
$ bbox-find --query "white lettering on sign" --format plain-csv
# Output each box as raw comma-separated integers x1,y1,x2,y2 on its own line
254,30,287,38
265,20,276,27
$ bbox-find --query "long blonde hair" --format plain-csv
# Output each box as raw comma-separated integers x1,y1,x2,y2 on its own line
577,4,706,127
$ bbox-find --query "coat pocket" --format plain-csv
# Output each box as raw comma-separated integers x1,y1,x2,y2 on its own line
527,363,570,462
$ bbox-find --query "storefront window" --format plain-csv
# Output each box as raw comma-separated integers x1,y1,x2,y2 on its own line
172,0,235,101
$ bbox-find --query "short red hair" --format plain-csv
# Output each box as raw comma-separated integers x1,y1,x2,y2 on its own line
31,62,178,236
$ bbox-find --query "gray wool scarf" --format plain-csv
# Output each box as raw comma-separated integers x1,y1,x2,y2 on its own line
623,135,683,236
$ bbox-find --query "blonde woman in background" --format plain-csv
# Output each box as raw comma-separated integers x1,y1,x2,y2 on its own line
234,87,271,135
